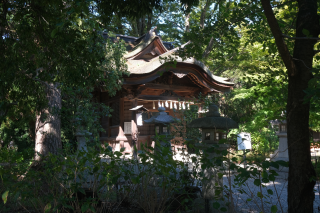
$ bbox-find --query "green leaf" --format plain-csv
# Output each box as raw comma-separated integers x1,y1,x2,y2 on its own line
267,189,273,195
93,166,99,173
218,173,223,179
212,201,220,209
276,160,289,167
246,198,252,202
269,174,276,181
78,19,82,26
220,207,227,212
262,161,270,169
262,171,268,178
44,203,51,213
78,188,86,195
270,162,279,169
120,147,126,152
271,205,278,213
89,206,96,212
2,190,9,204
302,29,310,36
257,191,263,198
81,203,90,213
254,179,261,186
51,28,58,38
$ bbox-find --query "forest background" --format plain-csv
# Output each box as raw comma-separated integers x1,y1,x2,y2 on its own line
1,0,320,212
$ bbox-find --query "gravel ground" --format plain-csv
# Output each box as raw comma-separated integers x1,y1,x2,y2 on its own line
173,153,320,213
222,175,320,213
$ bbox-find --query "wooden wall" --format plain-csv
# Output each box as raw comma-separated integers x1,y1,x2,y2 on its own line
99,94,191,152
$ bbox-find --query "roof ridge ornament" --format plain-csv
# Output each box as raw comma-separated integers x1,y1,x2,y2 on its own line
206,104,221,117
187,103,238,130
144,107,179,124
143,26,158,43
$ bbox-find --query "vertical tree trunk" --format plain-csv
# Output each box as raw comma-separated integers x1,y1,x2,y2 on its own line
35,83,62,161
136,17,145,36
147,13,152,32
114,13,125,35
261,0,320,212
287,0,319,211
131,19,139,37
200,0,210,29
185,13,190,32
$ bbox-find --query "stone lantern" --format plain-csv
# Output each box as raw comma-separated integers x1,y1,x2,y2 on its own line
270,120,288,162
187,103,238,209
73,114,92,152
144,107,179,155
270,120,289,176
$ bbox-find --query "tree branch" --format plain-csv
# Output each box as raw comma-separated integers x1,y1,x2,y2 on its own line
261,0,297,76
202,36,215,59
200,0,211,29
282,34,320,40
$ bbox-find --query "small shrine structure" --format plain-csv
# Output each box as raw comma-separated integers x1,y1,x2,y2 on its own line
97,28,235,154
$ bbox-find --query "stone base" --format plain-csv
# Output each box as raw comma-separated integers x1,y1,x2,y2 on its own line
270,157,289,180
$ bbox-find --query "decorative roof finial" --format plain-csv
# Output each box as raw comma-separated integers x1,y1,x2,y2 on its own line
206,104,220,117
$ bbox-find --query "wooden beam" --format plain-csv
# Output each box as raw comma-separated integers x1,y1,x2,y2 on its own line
138,95,197,101
144,83,200,92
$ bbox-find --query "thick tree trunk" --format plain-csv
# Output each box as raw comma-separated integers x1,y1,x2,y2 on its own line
137,16,146,36
287,0,319,212
261,0,320,212
35,83,62,161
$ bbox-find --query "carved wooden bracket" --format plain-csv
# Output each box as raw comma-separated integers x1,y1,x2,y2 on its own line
121,85,145,100
159,90,181,98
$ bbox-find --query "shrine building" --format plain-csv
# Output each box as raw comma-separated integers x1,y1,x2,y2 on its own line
97,28,234,154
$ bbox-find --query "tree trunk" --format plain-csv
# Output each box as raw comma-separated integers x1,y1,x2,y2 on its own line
136,16,146,36
202,36,215,59
35,83,62,161
147,13,152,32
185,13,190,32
200,0,210,29
261,0,320,212
287,0,319,211
114,13,124,35
131,20,139,37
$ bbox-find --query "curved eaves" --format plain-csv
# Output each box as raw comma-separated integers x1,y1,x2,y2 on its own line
126,52,234,87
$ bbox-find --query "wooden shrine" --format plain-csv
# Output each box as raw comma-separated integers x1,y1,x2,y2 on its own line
97,28,235,154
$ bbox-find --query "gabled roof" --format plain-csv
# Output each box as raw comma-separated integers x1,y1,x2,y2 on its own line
105,28,234,93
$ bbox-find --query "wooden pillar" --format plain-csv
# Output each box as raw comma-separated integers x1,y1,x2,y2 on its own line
131,99,138,158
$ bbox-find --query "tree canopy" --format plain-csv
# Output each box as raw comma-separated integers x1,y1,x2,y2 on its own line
1,0,320,212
